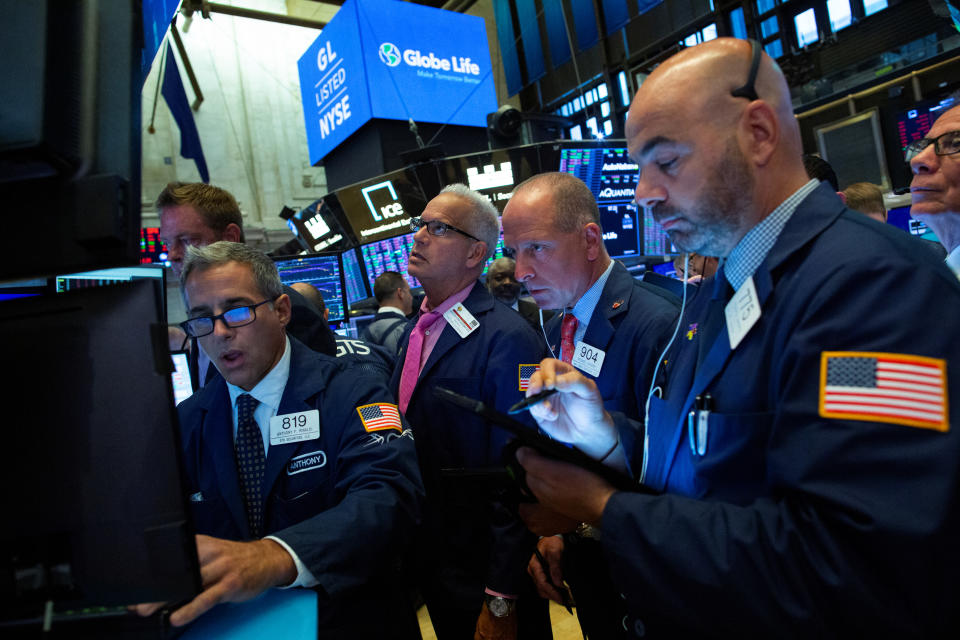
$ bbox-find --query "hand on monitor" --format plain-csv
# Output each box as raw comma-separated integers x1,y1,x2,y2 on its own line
168,535,298,627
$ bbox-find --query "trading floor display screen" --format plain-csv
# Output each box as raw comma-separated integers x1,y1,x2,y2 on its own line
559,146,644,258
341,248,370,304
360,232,421,290
273,253,347,324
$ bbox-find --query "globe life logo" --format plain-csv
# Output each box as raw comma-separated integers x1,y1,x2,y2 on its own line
378,42,480,75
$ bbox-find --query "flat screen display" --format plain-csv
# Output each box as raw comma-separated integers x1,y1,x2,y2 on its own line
341,247,369,303
273,253,347,324
360,232,422,290
558,145,650,258
140,227,168,265
335,169,428,244
55,265,167,321
895,97,956,160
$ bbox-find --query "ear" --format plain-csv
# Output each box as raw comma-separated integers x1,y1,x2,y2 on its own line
582,223,604,261
464,241,488,269
222,223,242,243
274,293,292,328
739,100,778,167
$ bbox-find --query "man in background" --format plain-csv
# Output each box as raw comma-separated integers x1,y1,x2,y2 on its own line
361,271,413,355
157,182,335,387
842,182,887,223
485,256,552,333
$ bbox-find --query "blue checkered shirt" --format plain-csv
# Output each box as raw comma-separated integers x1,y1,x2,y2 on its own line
570,259,615,345
724,179,819,291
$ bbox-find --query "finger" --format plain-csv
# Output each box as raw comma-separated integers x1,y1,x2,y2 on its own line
129,602,165,617
168,581,230,627
525,557,565,603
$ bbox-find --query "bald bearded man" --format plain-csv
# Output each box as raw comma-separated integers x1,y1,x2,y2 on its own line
515,38,960,637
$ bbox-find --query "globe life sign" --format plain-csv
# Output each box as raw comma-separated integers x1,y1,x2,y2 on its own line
298,0,496,165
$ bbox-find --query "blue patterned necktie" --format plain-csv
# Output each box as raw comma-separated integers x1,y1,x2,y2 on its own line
235,393,265,538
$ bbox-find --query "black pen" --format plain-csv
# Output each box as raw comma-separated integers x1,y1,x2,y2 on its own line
508,388,558,414
533,547,574,614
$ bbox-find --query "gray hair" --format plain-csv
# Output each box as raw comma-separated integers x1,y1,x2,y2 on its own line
180,241,283,308
512,172,600,233
440,183,500,260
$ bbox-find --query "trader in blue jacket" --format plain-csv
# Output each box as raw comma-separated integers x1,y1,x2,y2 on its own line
161,241,424,639
516,38,960,637
391,185,550,640
502,172,679,639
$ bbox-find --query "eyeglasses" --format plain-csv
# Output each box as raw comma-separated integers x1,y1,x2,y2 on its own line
730,39,761,102
905,130,960,162
180,297,278,338
409,216,480,242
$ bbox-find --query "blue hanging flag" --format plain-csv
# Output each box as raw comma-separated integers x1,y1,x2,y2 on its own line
161,42,209,182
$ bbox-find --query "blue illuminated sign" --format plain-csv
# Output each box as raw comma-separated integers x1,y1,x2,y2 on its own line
298,0,496,164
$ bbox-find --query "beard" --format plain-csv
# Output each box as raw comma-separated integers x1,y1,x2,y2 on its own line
651,138,755,256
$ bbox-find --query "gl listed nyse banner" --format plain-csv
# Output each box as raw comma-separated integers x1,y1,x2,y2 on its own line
298,0,496,165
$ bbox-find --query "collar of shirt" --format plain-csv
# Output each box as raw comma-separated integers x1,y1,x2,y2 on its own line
415,280,476,371
227,336,292,455
378,305,406,317
724,179,819,292
946,245,960,277
569,259,615,345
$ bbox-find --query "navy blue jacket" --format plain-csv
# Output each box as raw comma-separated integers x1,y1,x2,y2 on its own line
178,337,425,638
605,183,960,637
390,281,548,604
545,260,680,417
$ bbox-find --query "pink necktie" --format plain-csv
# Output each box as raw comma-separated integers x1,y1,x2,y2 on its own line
398,310,441,413
560,313,578,364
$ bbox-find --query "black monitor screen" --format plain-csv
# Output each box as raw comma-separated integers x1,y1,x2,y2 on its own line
341,248,369,304
558,146,650,258
273,253,347,324
0,281,199,620
360,232,422,290
335,169,429,244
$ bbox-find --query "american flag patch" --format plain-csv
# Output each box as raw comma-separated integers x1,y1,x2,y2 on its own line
819,351,948,431
356,403,402,433
519,364,540,391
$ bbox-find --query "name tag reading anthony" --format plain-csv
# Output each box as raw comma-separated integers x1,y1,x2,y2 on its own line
270,409,320,446
571,341,605,377
443,302,480,339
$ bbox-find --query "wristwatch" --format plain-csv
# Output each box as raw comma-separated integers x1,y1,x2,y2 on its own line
485,595,516,618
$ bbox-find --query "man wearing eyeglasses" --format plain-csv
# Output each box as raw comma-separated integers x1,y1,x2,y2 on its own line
391,185,551,640
513,39,960,636
908,101,960,275
148,241,425,638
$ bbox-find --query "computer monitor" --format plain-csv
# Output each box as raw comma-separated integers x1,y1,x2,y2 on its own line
0,281,200,625
55,265,167,321
140,227,168,266
887,205,938,242
341,248,370,305
170,350,194,406
360,232,422,290
642,207,678,256
895,96,956,160
557,144,654,257
273,252,348,326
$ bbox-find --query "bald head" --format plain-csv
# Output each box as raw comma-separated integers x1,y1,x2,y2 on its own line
626,39,810,256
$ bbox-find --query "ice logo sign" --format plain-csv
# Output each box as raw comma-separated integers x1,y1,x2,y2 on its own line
379,43,401,67
362,181,405,222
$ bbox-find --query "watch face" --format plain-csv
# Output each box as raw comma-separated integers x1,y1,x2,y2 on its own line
487,596,513,617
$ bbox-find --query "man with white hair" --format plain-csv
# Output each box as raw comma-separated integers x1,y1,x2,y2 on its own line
391,185,550,640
